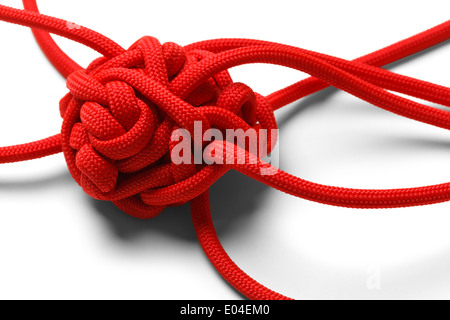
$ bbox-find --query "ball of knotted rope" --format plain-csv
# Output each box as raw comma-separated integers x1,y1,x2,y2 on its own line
59,36,277,219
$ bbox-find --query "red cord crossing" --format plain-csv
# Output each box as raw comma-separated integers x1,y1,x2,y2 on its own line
1,0,450,300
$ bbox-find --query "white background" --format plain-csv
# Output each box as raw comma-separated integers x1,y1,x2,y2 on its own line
0,0,450,300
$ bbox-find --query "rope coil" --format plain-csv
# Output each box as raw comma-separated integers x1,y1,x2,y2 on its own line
0,0,450,299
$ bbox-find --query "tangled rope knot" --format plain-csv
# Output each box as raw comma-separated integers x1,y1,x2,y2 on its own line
60,36,277,219
2,0,450,300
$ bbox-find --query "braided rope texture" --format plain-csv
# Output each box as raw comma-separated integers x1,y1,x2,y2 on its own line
0,0,449,299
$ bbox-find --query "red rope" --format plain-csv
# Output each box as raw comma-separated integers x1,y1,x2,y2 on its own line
0,0,449,300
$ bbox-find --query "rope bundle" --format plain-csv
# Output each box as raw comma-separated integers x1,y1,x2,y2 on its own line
1,0,450,299
61,36,276,219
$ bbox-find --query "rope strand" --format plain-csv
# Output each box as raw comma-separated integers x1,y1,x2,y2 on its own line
0,0,449,299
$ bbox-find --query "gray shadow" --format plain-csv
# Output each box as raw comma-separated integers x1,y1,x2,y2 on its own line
89,170,265,301
0,170,72,191
277,87,338,128
375,136,450,152
386,40,450,70
89,170,268,242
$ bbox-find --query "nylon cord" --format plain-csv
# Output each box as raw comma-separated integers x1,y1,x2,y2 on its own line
0,0,449,300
